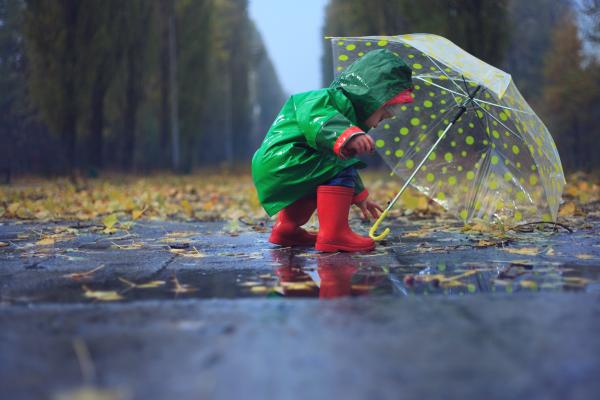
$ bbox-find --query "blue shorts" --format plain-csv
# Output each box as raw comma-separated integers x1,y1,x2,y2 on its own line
324,167,363,194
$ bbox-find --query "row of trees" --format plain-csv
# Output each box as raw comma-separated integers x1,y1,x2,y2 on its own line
0,0,286,175
322,0,600,172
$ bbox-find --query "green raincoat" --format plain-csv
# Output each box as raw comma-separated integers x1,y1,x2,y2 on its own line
252,49,413,216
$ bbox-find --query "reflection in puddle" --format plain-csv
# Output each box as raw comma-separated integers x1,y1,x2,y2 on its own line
2,249,598,304
253,249,600,299
271,250,388,298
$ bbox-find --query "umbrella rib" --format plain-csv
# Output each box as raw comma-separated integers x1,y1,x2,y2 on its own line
413,76,468,99
422,53,469,100
474,99,534,115
473,102,523,141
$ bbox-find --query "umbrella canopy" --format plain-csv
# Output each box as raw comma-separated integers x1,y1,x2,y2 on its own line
330,34,565,225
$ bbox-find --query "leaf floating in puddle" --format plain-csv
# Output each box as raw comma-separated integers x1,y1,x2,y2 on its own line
63,264,106,280
503,247,540,256
519,280,539,290
576,254,595,260
563,277,591,286
169,246,206,258
0,241,9,248
249,286,270,294
171,274,197,294
53,386,128,400
118,277,165,289
36,237,55,246
82,285,123,301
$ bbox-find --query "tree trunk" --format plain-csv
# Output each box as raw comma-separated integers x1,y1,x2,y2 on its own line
88,75,105,172
63,0,80,173
122,45,140,170
159,0,172,168
168,12,180,171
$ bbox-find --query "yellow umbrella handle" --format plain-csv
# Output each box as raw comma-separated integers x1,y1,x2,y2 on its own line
369,209,390,241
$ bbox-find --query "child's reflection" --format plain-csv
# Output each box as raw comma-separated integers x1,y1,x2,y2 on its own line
271,250,386,298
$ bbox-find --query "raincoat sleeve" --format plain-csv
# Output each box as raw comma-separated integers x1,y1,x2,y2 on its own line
294,93,366,159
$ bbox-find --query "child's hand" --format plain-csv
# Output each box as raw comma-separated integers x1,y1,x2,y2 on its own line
343,134,375,157
355,198,383,220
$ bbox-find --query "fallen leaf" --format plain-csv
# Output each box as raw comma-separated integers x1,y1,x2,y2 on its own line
82,285,123,301
503,247,540,256
0,241,9,248
558,201,576,217
131,206,148,220
576,254,595,260
519,280,538,290
102,214,118,229
118,277,165,289
249,286,270,294
171,275,197,294
63,264,106,280
53,386,127,400
563,277,591,285
36,237,55,246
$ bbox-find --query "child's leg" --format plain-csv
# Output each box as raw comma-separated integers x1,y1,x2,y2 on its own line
269,195,317,247
315,167,375,252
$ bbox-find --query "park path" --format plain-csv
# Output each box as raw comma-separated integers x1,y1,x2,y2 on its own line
1,215,599,399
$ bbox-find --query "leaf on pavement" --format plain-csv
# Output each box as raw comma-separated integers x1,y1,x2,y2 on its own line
576,254,595,260
36,237,55,246
63,264,106,280
118,277,165,289
558,201,576,217
82,285,123,301
503,247,540,256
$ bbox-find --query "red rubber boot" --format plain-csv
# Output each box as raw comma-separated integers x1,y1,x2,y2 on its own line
315,186,375,252
269,196,317,246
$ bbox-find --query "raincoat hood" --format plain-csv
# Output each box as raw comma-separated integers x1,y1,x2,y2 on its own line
330,48,413,124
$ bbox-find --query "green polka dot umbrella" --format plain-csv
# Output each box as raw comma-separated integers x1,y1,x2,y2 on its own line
329,34,565,239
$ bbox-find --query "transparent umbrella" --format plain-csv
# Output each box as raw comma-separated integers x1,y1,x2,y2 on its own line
329,34,566,240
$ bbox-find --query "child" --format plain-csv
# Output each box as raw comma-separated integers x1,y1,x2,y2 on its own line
252,49,414,252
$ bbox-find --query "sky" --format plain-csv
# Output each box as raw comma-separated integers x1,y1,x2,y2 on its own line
248,0,329,95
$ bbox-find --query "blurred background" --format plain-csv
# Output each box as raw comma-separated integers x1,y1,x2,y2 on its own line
1,0,599,178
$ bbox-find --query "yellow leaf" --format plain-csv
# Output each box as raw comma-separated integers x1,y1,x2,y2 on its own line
53,386,126,400
103,214,119,229
131,206,147,220
171,275,197,294
181,200,194,217
7,202,20,215
576,254,594,260
519,280,538,289
558,201,576,217
118,277,165,289
503,247,540,256
137,280,166,289
63,265,106,280
36,237,55,246
82,286,123,301
0,241,9,248
250,286,270,294
563,277,591,285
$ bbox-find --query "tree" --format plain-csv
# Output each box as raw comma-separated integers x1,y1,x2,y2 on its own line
541,11,600,171
23,0,82,171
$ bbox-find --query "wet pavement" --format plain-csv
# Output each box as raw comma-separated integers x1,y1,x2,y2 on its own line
1,216,600,399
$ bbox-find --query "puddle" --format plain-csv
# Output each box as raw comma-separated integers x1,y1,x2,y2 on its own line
1,220,599,304
2,249,599,304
